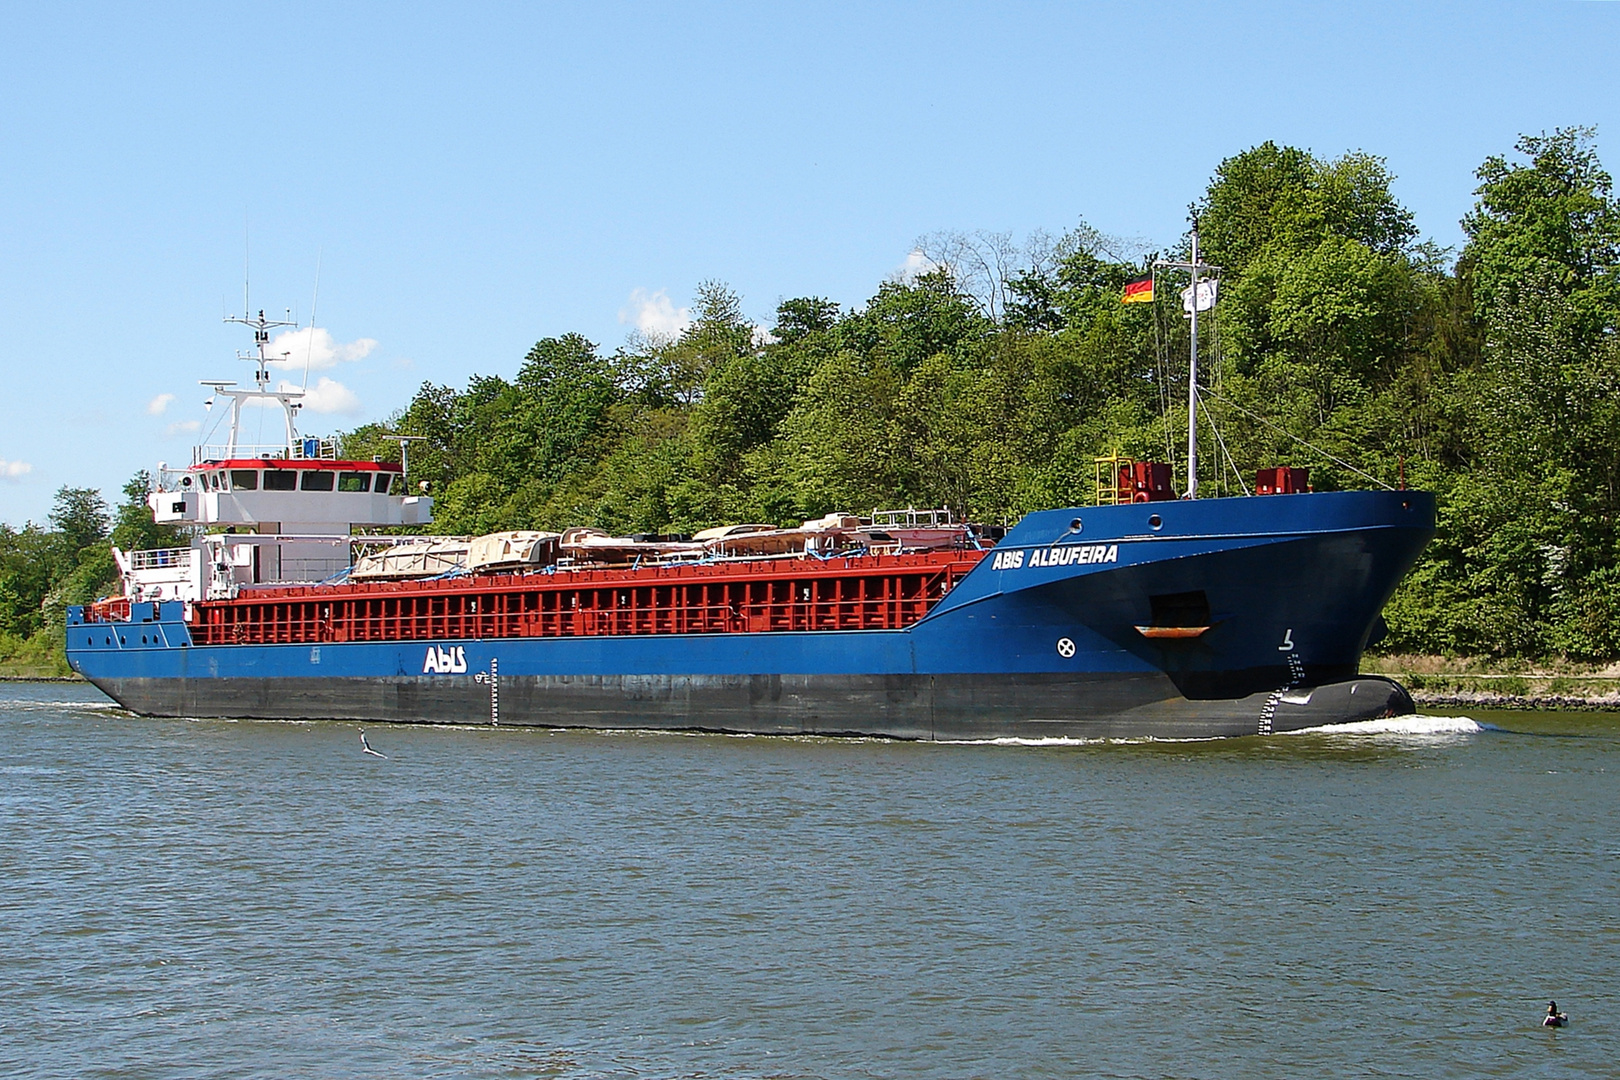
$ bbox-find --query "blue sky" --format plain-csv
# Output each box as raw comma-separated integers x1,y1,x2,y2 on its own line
2,1,1616,525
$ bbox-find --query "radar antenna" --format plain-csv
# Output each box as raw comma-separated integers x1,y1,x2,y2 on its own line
197,307,306,461
223,307,300,392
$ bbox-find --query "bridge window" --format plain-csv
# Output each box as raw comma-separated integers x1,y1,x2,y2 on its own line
264,470,297,491
374,473,393,494
338,472,371,493
300,471,335,491
206,472,220,491
230,470,259,490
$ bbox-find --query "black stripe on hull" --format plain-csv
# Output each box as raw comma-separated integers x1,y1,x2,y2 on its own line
88,672,1415,740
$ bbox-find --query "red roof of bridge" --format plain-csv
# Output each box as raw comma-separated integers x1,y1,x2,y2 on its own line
191,459,404,472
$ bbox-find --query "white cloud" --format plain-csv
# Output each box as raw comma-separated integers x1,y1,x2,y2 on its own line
751,324,777,346
0,458,32,481
265,327,378,375
166,419,202,437
283,376,362,416
619,288,691,339
147,393,175,415
896,249,940,284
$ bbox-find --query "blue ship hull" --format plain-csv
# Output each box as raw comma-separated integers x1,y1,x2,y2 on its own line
67,490,1435,739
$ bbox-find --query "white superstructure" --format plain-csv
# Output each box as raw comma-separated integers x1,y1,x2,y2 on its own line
119,309,436,602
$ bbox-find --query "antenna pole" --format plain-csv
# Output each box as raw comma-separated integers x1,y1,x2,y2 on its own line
1187,220,1200,500
1153,226,1218,500
384,434,428,481
305,251,322,394
220,306,300,456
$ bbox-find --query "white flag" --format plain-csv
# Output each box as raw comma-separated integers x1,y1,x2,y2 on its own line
1181,279,1219,314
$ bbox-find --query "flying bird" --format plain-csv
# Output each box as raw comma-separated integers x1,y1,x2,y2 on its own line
359,729,387,759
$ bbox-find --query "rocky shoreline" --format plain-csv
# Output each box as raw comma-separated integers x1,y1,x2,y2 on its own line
1408,690,1620,712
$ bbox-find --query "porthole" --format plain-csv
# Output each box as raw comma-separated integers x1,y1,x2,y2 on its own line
1148,514,1163,530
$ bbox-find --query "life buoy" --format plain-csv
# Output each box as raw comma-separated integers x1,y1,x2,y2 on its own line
1133,491,1150,503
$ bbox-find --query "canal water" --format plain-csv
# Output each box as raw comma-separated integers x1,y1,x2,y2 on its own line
1,681,1615,1078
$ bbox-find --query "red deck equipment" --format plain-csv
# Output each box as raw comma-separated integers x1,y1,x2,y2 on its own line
1255,467,1310,495
1118,461,1175,503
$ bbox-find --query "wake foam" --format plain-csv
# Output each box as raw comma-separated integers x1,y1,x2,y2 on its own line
0,699,123,713
938,735,1110,747
937,734,1238,746
1285,713,1485,737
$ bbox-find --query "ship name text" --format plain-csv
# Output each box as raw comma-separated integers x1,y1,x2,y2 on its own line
992,544,1119,571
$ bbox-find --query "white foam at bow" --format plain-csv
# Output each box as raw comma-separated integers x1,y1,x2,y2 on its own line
1285,713,1485,737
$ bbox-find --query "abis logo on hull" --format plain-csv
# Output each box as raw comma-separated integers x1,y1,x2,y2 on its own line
423,645,469,674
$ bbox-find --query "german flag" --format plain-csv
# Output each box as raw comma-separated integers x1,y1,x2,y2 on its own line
1122,276,1154,304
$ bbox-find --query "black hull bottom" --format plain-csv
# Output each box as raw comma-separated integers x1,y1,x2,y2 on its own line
89,672,1414,740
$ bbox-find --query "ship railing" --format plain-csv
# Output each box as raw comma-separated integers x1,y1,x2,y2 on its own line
867,507,956,528
290,437,340,461
128,547,196,571
84,597,132,623
192,443,284,464
190,437,338,465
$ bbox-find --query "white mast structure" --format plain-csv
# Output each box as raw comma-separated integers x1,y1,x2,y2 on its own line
1153,220,1220,499
198,308,304,463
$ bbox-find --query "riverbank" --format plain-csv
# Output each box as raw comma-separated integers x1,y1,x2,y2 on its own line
1368,653,1620,711
0,634,72,680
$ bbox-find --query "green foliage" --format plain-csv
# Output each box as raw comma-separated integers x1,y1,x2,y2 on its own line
1461,126,1620,335
0,628,71,678
1198,143,1416,271
49,487,109,554
1,476,151,664
0,575,27,637
0,525,55,638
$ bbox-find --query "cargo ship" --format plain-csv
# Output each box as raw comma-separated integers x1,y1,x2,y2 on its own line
67,286,1436,739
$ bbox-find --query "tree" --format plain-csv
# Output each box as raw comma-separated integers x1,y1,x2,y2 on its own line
1197,143,1415,272
510,333,620,484
49,487,109,555
772,297,840,344
0,574,27,637
1460,126,1620,336
836,270,990,376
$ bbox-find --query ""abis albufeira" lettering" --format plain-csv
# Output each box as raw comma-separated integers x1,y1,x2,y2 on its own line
991,544,1119,571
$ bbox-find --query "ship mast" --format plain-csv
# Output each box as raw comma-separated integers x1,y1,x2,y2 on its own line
1153,220,1220,499
201,308,302,459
